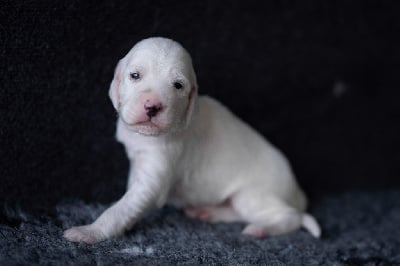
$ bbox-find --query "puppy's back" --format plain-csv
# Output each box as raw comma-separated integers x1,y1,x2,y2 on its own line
189,95,306,208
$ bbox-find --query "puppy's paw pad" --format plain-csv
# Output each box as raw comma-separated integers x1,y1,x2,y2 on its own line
242,224,267,238
184,207,211,221
63,225,105,244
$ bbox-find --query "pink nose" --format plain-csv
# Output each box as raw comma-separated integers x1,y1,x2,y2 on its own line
144,100,162,118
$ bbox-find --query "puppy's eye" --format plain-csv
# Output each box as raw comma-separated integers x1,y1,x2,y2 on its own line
173,82,183,90
130,72,140,80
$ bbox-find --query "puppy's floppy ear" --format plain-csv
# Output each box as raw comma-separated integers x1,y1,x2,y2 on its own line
109,59,124,110
184,82,198,127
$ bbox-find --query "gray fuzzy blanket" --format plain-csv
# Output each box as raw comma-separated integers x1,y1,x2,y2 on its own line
1,190,399,265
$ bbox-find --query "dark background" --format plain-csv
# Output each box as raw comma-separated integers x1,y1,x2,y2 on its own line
1,0,400,215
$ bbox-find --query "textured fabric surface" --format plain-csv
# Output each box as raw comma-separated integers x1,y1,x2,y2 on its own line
1,190,400,265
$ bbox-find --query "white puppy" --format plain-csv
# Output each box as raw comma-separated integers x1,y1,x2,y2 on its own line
64,37,321,243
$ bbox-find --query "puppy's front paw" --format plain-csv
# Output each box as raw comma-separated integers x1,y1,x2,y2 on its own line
63,224,106,244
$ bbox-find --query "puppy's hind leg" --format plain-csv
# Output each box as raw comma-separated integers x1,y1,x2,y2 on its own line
240,207,302,238
232,191,321,238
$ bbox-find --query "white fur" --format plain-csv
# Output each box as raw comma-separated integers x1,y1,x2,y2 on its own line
64,37,321,243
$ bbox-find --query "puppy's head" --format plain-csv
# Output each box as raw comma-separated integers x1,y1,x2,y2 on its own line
109,37,198,136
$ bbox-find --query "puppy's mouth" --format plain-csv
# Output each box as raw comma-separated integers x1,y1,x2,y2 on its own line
134,120,158,127
121,116,159,127
120,115,168,136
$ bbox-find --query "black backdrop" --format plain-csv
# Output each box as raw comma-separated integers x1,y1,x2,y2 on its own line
1,1,400,212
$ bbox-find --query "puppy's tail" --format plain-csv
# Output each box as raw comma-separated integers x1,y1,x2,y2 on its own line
301,213,321,238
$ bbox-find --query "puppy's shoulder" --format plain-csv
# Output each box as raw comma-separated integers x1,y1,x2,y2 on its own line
193,95,242,133
197,95,230,115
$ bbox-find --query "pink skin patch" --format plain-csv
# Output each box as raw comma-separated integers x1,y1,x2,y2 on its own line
184,198,233,222
242,224,267,238
185,207,212,221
